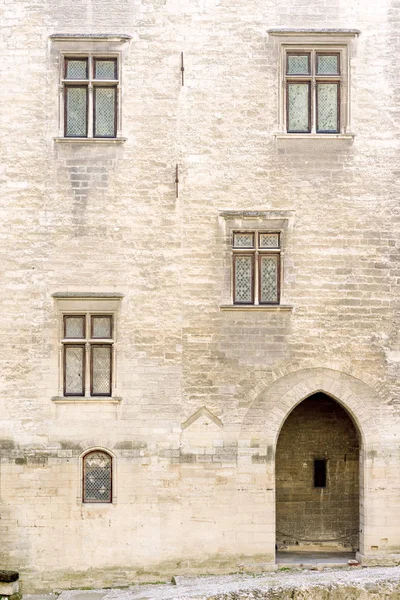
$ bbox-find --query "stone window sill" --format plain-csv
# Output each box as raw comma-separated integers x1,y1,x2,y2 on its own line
220,305,293,312
274,133,355,140
53,137,127,144
52,396,122,404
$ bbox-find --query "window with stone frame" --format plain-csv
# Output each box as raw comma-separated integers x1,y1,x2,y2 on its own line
285,49,343,134
82,450,112,503
63,314,114,397
63,56,118,138
232,231,281,305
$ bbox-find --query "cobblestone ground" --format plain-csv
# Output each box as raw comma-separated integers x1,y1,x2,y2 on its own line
24,566,400,600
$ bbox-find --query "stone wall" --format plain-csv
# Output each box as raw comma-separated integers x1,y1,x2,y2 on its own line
1,0,400,592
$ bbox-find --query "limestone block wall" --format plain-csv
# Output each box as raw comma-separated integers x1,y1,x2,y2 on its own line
0,0,400,592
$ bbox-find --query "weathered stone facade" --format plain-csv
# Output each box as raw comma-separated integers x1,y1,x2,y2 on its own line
1,0,400,593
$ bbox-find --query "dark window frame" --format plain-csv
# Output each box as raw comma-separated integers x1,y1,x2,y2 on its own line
233,253,255,305
284,49,342,134
82,450,113,504
316,81,340,134
232,231,281,306
286,80,311,134
64,85,89,138
258,253,281,305
93,86,118,138
62,55,118,139
62,312,114,398
90,315,113,339
286,51,311,75
93,57,118,80
63,343,85,397
90,343,113,397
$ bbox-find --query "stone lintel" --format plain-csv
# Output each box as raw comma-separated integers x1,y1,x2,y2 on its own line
49,33,132,41
268,28,360,36
219,210,294,220
52,292,124,299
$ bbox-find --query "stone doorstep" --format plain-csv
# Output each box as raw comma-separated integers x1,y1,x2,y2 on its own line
0,571,19,597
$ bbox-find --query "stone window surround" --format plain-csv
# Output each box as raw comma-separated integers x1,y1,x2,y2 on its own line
78,446,117,506
219,210,294,311
52,293,123,404
268,29,360,139
50,34,131,143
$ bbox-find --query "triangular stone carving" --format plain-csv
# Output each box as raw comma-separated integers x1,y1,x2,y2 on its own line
181,406,223,431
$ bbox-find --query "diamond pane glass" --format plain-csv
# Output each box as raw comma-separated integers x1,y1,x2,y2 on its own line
260,255,279,303
259,233,280,248
287,54,310,74
65,87,87,137
317,83,339,132
65,316,85,339
65,59,88,79
91,345,112,395
317,54,339,75
64,345,84,395
287,83,309,132
95,60,117,79
83,452,112,503
92,316,112,338
234,256,253,303
233,233,254,248
94,87,116,137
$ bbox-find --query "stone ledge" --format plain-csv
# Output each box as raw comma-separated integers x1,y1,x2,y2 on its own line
274,133,355,140
52,397,122,404
53,137,127,144
220,305,294,312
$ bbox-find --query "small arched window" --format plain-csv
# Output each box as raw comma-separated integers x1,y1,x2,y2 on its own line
83,450,112,503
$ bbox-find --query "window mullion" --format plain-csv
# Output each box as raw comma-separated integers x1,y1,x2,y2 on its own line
254,251,259,305
87,56,94,138
84,342,91,397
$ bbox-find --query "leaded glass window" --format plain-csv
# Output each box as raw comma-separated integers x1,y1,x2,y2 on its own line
91,316,112,338
65,87,87,137
65,58,88,79
287,83,310,133
232,231,281,305
317,54,339,75
234,255,253,304
64,315,85,339
233,233,254,248
64,345,85,396
260,255,279,304
83,451,112,503
94,87,116,138
62,55,118,138
287,53,310,75
94,58,117,80
91,345,112,396
62,313,114,397
284,49,343,134
317,83,339,132
259,233,280,248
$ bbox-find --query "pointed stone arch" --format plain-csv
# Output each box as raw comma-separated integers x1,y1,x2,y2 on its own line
240,367,381,449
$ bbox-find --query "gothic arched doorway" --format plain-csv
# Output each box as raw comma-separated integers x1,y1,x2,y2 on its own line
275,392,359,554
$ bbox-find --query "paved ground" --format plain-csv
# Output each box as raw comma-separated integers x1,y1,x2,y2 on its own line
24,566,400,600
